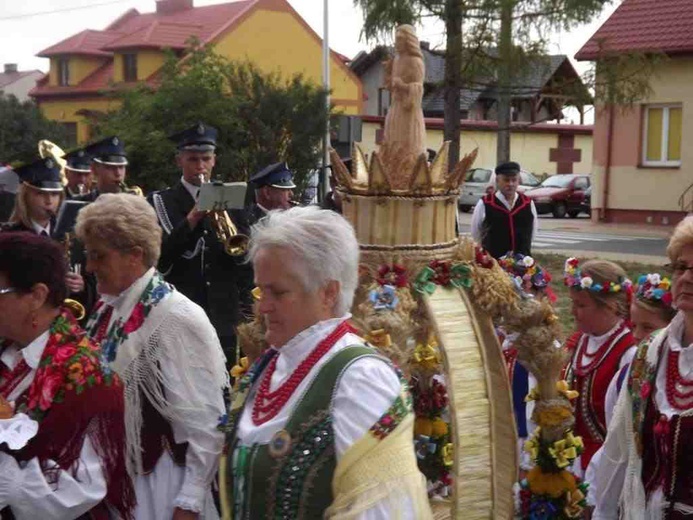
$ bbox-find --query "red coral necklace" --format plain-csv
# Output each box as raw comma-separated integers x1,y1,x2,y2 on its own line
665,349,693,410
252,321,354,426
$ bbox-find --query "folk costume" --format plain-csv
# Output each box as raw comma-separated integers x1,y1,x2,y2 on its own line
0,309,133,519
593,312,693,519
221,316,432,519
470,162,538,259
85,268,229,520
564,320,636,474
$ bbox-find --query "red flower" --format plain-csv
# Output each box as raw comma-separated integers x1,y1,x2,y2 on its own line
602,281,611,293
123,302,146,334
662,292,673,306
37,372,63,411
377,264,408,288
640,381,652,399
474,247,493,269
52,345,77,365
430,260,451,286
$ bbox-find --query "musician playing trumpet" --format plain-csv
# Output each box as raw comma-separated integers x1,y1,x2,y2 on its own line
75,136,130,201
0,157,85,296
62,148,93,200
148,122,254,366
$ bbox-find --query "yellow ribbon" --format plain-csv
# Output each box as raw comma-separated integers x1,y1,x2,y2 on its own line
556,380,579,401
365,329,392,349
563,489,586,518
230,356,249,381
548,432,583,468
524,430,541,461
442,443,454,467
412,342,440,371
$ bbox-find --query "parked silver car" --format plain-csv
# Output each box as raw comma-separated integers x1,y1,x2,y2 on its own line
458,167,540,211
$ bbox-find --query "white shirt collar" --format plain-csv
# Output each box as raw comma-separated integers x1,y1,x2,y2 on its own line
667,312,693,352
585,320,624,355
100,267,156,310
494,190,518,209
30,220,50,236
21,330,50,370
181,176,200,201
273,314,352,371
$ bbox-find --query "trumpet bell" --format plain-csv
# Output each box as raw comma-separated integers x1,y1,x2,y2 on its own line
38,140,68,186
63,298,86,321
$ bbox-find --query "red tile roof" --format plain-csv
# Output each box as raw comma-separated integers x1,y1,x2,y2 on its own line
576,0,693,60
102,21,205,51
38,30,125,58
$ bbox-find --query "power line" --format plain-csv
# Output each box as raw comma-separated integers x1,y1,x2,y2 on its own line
0,0,132,21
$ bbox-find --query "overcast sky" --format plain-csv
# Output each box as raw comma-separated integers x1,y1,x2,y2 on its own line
1,0,620,73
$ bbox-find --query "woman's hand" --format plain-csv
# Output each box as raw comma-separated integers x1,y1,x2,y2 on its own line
172,507,199,520
65,272,85,294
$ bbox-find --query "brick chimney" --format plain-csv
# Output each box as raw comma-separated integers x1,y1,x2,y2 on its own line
4,64,18,74
156,0,193,15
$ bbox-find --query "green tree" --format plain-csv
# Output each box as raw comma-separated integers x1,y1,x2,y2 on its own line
0,94,68,165
355,0,654,166
96,42,329,193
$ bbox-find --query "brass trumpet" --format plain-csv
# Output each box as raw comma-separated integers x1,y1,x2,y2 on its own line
198,174,249,257
118,181,144,197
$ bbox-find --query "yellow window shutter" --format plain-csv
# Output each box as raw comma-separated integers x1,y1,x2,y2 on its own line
646,107,663,162
668,107,682,161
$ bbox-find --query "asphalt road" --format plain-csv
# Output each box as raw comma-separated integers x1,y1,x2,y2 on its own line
457,214,671,259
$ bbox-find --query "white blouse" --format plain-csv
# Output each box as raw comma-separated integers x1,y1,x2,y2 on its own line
236,316,413,519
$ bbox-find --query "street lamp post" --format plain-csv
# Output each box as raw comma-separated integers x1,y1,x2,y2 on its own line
320,0,330,203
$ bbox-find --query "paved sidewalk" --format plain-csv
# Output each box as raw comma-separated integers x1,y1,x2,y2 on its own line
537,249,669,265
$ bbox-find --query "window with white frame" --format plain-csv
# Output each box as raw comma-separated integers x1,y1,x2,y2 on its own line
642,104,682,167
57,58,69,86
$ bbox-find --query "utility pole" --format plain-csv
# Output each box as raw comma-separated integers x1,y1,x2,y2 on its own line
320,0,331,203
496,0,513,164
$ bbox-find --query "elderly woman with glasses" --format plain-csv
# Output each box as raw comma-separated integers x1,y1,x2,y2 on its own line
592,216,693,519
220,206,431,519
75,194,228,520
0,232,132,519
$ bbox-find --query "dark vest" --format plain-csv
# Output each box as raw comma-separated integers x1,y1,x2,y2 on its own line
481,192,534,259
226,346,375,520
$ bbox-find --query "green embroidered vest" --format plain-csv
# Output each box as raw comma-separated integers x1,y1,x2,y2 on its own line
227,345,377,520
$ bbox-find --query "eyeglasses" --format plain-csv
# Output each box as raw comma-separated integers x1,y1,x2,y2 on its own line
666,262,693,276
0,287,17,295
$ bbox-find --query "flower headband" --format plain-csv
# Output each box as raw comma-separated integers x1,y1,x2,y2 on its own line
498,253,552,289
635,273,673,308
563,257,633,294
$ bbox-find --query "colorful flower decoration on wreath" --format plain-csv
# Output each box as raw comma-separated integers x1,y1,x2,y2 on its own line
635,273,673,308
411,341,440,372
413,260,473,294
368,284,399,311
499,253,555,302
376,263,408,288
475,246,494,269
365,328,392,349
563,257,633,295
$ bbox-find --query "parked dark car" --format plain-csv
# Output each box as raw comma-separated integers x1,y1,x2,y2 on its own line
579,186,591,217
525,174,590,218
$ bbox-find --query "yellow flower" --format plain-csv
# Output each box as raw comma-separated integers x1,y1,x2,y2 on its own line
556,380,579,400
564,431,584,451
365,329,392,349
564,489,586,518
230,357,250,381
442,443,454,467
431,417,449,437
527,467,577,498
660,278,671,290
414,417,433,437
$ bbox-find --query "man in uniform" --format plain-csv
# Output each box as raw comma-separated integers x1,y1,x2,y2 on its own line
470,161,538,259
148,122,254,365
77,136,129,202
62,148,93,199
245,162,296,226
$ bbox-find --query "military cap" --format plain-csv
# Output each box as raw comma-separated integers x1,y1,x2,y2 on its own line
62,148,92,173
14,157,63,192
84,136,128,166
495,161,521,176
169,122,218,152
250,162,296,189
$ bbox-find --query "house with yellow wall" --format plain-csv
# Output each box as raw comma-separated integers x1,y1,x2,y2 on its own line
30,0,362,146
575,0,693,226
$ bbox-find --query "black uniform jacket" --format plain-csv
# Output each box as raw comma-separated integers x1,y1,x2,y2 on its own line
148,182,254,339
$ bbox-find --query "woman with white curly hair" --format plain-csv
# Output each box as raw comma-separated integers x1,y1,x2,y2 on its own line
220,206,431,519
593,216,693,519
76,193,228,520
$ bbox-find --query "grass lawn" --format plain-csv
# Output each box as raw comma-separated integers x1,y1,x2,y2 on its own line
533,252,668,336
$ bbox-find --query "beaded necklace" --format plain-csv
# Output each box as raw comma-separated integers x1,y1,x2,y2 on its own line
665,349,693,410
252,321,354,426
